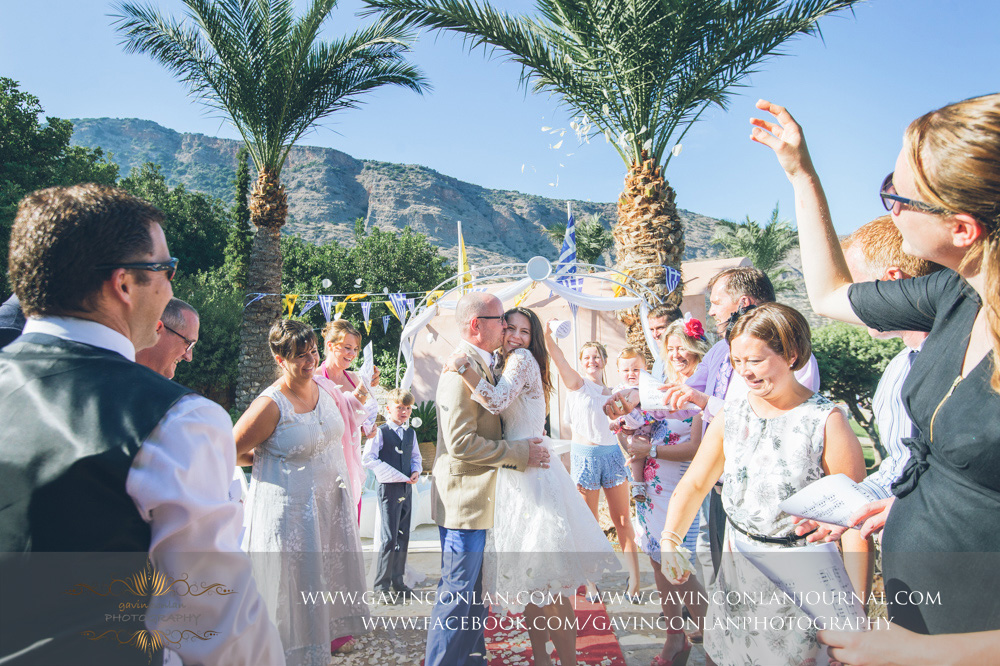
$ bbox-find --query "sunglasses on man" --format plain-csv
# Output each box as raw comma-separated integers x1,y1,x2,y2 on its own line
94,257,179,281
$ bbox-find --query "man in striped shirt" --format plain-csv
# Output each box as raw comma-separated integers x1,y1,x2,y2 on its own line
806,216,942,542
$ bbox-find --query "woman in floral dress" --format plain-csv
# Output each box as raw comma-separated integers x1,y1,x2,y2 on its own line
658,304,871,666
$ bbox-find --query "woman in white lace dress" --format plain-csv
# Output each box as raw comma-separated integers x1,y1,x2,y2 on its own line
235,321,370,665
657,304,871,666
448,307,619,666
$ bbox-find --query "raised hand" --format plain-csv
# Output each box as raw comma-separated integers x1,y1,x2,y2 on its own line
446,350,471,373
750,99,816,181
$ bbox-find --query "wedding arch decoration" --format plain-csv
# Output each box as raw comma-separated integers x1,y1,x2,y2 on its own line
394,256,665,388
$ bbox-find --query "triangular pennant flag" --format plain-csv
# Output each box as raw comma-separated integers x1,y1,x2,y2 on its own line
299,300,319,316
514,282,536,307
361,301,372,327
382,315,391,334
282,294,299,317
406,298,415,315
613,270,632,298
388,292,408,323
426,290,445,306
384,300,398,321
334,302,347,320
457,221,471,293
244,293,266,309
364,320,373,335
319,295,334,322
664,266,682,293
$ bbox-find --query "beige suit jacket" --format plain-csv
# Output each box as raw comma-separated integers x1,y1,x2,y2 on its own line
431,341,530,530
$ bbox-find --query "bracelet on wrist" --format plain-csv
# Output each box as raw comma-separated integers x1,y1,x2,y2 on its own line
662,529,685,544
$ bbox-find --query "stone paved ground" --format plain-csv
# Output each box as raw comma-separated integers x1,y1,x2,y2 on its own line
334,548,709,666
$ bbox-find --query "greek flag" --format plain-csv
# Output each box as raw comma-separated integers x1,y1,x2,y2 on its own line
554,204,582,291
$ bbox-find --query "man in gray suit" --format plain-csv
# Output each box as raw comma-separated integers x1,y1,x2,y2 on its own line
425,291,549,666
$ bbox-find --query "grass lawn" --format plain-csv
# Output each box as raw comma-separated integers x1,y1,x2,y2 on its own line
849,418,878,469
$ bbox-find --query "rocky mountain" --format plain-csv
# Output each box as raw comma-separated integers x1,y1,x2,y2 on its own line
69,117,820,324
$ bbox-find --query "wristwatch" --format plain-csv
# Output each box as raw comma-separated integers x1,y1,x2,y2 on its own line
650,443,659,459
456,362,470,374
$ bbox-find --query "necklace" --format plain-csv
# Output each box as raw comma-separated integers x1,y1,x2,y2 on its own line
285,380,314,408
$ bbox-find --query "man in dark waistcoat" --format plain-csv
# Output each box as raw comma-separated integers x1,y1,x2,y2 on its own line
0,184,284,665
361,388,422,600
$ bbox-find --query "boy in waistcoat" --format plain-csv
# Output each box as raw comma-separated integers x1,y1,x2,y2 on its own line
361,388,422,601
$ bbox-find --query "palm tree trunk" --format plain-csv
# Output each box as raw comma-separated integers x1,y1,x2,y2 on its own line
613,154,684,361
235,169,288,412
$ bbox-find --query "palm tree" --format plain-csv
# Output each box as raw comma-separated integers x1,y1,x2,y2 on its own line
362,0,860,348
546,213,614,266
114,0,427,409
711,203,799,292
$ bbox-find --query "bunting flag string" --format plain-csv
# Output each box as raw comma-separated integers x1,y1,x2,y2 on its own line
406,298,416,315
388,292,409,323
319,295,335,322
334,302,347,320
361,301,372,327
283,294,299,317
364,320,373,335
382,315,391,334
299,300,319,316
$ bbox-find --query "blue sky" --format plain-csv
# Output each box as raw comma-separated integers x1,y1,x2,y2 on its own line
3,0,997,236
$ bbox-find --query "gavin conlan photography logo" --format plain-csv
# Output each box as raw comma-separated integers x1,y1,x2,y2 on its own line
64,559,232,661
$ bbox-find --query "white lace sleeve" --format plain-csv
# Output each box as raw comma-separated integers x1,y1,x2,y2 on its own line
472,348,535,415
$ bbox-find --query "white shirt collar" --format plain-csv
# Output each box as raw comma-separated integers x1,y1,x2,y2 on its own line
467,343,495,370
21,316,136,361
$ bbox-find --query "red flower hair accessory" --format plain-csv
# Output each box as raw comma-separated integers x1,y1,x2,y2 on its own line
683,317,706,340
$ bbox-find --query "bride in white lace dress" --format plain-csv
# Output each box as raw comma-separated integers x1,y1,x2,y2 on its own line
448,307,619,666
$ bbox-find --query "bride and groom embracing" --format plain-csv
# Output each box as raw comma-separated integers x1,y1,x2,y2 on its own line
425,292,619,666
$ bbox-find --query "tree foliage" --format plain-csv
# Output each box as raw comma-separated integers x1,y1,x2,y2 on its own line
119,162,231,276
711,203,799,292
812,323,904,454
282,222,451,383
0,77,119,297
546,213,614,266
223,146,253,289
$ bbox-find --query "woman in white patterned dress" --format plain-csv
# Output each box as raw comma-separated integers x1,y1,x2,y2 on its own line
657,304,871,666
235,320,370,666
448,306,619,666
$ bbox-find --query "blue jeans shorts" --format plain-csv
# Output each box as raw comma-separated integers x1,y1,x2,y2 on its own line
571,443,628,491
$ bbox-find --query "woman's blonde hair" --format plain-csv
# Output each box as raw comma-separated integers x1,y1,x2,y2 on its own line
321,319,361,350
660,320,711,383
579,341,607,363
905,93,1000,392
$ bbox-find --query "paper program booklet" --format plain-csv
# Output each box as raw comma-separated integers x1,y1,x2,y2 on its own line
778,474,881,529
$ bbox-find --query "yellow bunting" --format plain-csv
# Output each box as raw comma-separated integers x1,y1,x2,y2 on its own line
334,302,347,319
385,300,401,322
514,282,536,307
426,290,445,306
458,221,471,293
344,293,366,302
364,321,373,334
283,294,299,317
613,270,632,298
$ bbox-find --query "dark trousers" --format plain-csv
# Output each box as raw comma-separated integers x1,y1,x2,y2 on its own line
373,482,412,591
709,486,726,576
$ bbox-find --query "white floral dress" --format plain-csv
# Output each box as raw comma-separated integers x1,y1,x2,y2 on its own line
474,348,620,613
244,382,370,666
708,393,836,666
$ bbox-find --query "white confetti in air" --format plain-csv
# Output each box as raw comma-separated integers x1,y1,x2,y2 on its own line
672,143,683,156
639,125,648,135
395,447,403,454
541,126,551,131
569,121,578,130
355,277,363,285
411,417,423,428
521,164,525,173
602,103,609,115
321,278,332,288
553,140,563,150
643,138,652,151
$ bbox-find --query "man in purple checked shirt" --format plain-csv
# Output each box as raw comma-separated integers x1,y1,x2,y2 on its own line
608,267,820,581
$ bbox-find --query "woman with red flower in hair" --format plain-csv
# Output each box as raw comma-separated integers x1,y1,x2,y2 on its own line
634,316,711,666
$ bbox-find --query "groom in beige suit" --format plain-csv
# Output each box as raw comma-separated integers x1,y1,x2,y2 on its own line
425,292,549,666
